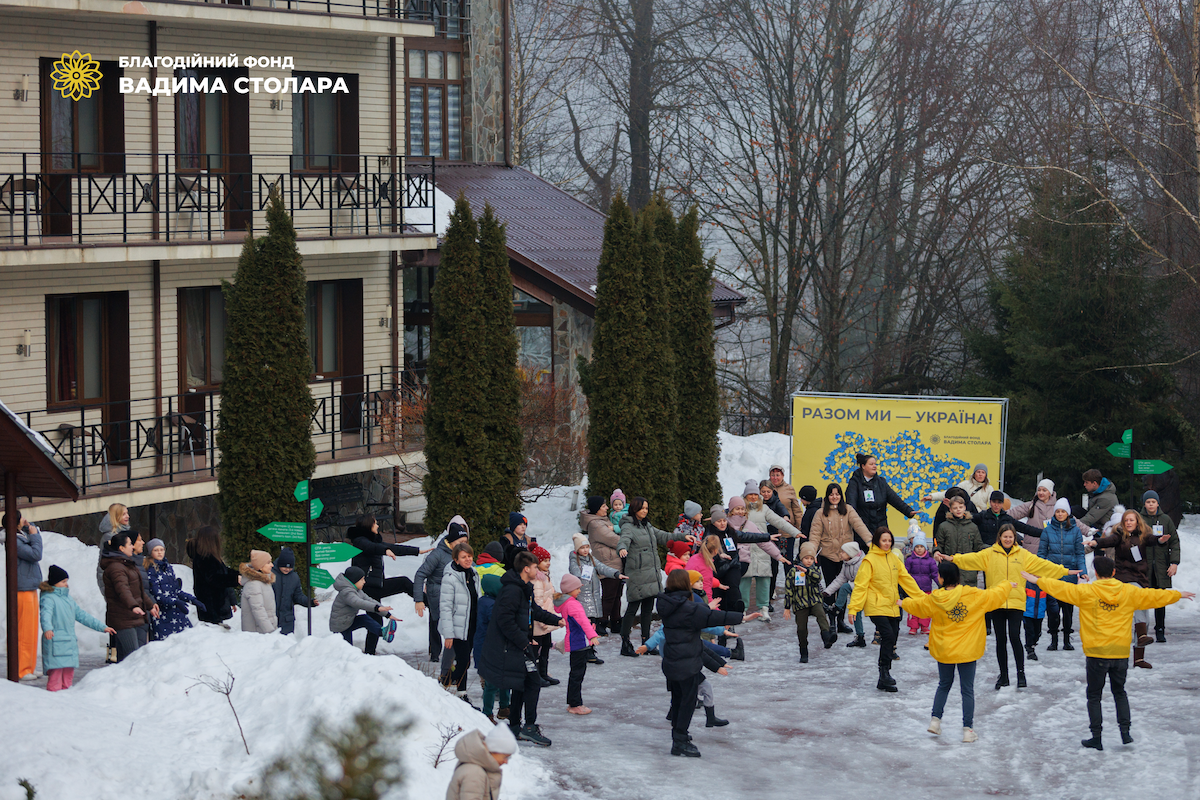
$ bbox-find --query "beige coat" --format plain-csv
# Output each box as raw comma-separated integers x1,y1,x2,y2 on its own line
772,481,804,527
444,729,503,800
532,570,556,636
810,504,873,561
239,564,277,633
581,511,622,570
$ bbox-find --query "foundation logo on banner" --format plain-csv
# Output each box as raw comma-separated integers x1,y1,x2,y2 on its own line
52,51,103,101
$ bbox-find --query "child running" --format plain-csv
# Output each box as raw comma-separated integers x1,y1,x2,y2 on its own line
782,542,836,662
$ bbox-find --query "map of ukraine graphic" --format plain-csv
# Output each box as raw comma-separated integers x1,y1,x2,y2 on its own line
820,430,969,525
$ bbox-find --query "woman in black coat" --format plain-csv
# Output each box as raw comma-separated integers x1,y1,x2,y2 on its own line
348,514,429,655
185,526,240,626
845,452,917,535
657,569,751,757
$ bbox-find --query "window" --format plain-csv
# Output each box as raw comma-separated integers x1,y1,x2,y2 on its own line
307,282,342,376
513,288,552,382
407,49,462,160
176,71,225,171
292,72,359,171
47,295,106,405
406,0,465,38
40,58,123,172
179,287,227,390
403,265,435,376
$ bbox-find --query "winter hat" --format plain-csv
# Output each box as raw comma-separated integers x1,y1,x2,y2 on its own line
911,533,928,549
481,573,503,597
709,505,727,522
1037,478,1055,493
482,541,505,562
249,549,272,571
841,542,861,559
587,496,605,515
276,547,297,569
485,723,519,756
610,488,626,505
445,522,468,544
727,496,745,511
531,544,552,563
683,500,702,520
743,479,761,498
508,512,528,532
47,564,68,585
687,570,703,587
974,464,988,477
1054,498,1072,515
1142,490,1160,504
344,566,366,584
572,532,589,553
769,464,786,476
989,490,1006,503
560,573,583,594
798,542,818,561
799,485,817,503
146,538,165,554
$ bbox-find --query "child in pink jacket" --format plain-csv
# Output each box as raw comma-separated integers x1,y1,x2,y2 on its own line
554,573,600,715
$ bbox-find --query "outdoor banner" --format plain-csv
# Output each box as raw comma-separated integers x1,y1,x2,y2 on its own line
791,393,1009,536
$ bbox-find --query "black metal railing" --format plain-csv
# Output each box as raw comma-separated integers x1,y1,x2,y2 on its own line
156,0,469,28
19,369,421,496
721,412,792,436
0,152,436,246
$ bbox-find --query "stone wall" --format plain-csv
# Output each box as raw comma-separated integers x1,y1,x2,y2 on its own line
553,299,593,442
468,0,505,163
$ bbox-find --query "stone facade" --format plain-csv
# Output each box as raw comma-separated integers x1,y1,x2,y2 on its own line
468,0,505,163
553,299,593,441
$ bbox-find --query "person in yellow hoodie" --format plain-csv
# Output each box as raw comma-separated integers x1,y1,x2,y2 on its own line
1023,556,1193,751
848,528,925,693
901,561,1013,743
944,524,1075,690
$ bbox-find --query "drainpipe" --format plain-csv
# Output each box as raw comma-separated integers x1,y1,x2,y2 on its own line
502,0,511,166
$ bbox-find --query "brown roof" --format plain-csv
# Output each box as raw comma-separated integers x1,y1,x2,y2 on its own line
0,400,78,501
433,165,745,309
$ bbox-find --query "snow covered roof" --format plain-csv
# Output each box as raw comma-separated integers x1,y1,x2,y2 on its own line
0,398,78,500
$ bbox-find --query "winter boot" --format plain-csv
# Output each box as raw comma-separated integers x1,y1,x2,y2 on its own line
595,622,608,637
995,675,1010,690
877,666,898,693
871,630,881,645
1120,728,1134,745
1016,671,1027,689
1081,735,1103,751
1135,622,1154,647
1025,644,1039,662
620,637,640,658
1046,608,1060,651
588,650,605,665
643,637,660,657
705,706,729,727
1062,631,1074,651
927,717,942,735
497,706,510,720
517,724,552,747
847,634,867,648
836,608,854,634
1047,632,1059,651
731,637,746,661
1133,647,1152,669
1155,628,1166,643
799,642,809,664
821,629,837,649
671,736,702,758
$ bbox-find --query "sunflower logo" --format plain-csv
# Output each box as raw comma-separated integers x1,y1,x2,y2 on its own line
948,602,968,622
51,51,103,101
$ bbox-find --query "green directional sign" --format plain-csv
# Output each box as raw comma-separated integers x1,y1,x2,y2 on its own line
294,479,309,503
311,542,361,563
309,497,324,520
1133,459,1172,475
1122,429,1133,445
257,521,307,543
310,567,334,589
1107,442,1131,458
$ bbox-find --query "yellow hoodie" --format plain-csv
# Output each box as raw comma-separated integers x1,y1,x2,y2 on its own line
847,545,924,618
1038,578,1182,659
902,582,1010,663
950,542,1068,610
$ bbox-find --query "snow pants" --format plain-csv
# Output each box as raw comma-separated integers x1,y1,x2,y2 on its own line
932,661,976,728
1086,656,1130,736
17,591,38,678
792,604,829,646
566,648,589,708
46,667,75,692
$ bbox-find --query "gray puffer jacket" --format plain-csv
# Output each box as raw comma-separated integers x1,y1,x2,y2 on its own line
1078,479,1119,530
568,551,620,618
16,527,43,591
617,517,690,603
438,561,478,640
328,574,380,633
823,552,863,596
413,535,457,613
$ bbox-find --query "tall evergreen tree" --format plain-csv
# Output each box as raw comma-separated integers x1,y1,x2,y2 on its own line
423,194,491,541
475,203,523,548
217,190,316,567
671,207,722,509
580,194,655,504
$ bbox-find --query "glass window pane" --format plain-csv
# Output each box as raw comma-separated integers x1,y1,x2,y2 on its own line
51,298,75,402
408,50,425,79
447,85,461,161
292,93,305,170
408,87,425,156
428,87,443,159
178,72,201,170
307,284,319,372
204,92,223,170
321,283,338,372
50,92,73,170
517,326,552,381
208,288,225,384
428,51,443,80
183,289,207,388
80,298,103,399
447,52,461,80
311,93,337,168
447,0,460,38
77,96,99,169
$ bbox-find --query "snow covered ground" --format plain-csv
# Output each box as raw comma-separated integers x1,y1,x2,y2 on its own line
3,430,1199,799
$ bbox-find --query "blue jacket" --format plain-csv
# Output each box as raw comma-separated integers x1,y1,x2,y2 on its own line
474,593,496,669
272,563,315,635
39,586,106,670
146,560,196,639
16,530,43,591
1038,517,1086,584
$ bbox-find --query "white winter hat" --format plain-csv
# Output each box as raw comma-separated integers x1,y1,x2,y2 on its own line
485,723,518,755
1037,479,1055,492
841,542,861,558
1053,498,1071,514
911,534,928,549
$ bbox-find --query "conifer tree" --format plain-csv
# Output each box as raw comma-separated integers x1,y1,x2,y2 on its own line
581,194,655,504
475,203,523,548
217,190,316,566
423,194,491,540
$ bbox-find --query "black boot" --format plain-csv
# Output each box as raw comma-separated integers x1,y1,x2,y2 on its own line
877,666,898,692
731,637,745,661
1047,632,1058,651
671,734,701,758
1082,735,1103,751
1062,631,1074,651
995,675,1010,690
587,650,605,665
836,608,853,634
705,706,729,727
595,622,607,637
822,629,838,649
620,637,639,657
1025,645,1038,662
1120,728,1133,745
799,642,809,664
1017,670,1027,688
1155,628,1166,643
847,634,867,648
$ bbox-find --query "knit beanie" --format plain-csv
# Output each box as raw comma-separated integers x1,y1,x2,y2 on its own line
146,538,165,554
1037,478,1055,493
1053,498,1071,514
445,522,468,544
727,496,745,511
683,500,702,520
841,542,861,559
249,549,272,571
610,488,626,505
687,570,703,587
709,505,727,522
560,573,583,594
798,542,818,561
531,544,551,563
974,464,988,477
481,573,502,597
587,496,605,515
485,723,519,755
911,533,928,549
343,566,366,584
47,564,68,585
276,547,297,569
1142,490,1160,504
799,485,817,502
508,512,528,532
743,479,761,498
482,540,505,562
572,532,589,553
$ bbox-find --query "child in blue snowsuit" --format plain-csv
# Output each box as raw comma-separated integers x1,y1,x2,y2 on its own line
144,538,203,640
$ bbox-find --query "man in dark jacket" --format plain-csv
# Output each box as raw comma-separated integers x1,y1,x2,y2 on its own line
272,547,317,635
973,492,1041,547
478,551,562,747
349,514,423,654
1140,490,1181,642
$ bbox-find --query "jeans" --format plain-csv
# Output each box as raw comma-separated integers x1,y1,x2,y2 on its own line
566,648,589,707
622,597,655,641
932,661,977,727
667,673,703,740
870,615,900,669
508,670,543,732
988,608,1024,678
1086,657,1130,735
341,614,383,645
114,624,148,662
835,584,863,636
364,577,414,655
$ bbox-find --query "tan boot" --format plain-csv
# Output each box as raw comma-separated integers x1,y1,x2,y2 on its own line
1133,647,1152,669
1134,622,1153,648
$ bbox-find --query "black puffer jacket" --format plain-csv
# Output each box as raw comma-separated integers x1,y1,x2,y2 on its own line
845,469,914,535
188,550,240,624
972,510,1040,547
656,589,743,683
704,522,771,562
477,570,561,691
348,525,420,588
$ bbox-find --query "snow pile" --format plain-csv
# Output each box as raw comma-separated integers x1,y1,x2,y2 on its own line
0,626,546,800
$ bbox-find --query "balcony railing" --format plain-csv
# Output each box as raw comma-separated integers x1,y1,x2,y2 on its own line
17,369,426,496
0,152,437,246
146,0,469,30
